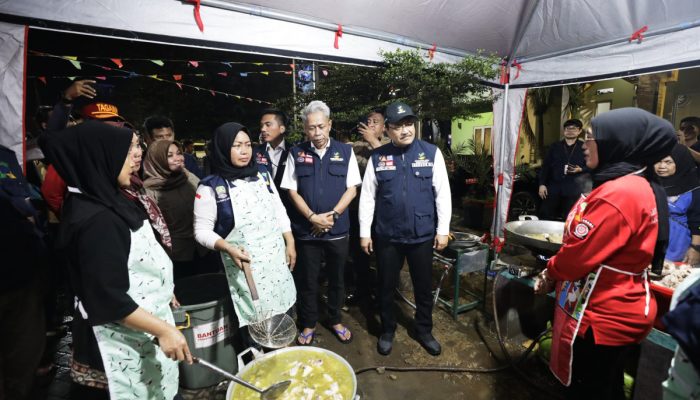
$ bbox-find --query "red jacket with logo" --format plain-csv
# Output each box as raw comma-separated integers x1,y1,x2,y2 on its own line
547,174,658,346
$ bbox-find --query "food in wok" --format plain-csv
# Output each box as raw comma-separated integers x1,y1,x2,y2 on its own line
654,261,694,290
231,350,354,400
523,233,563,244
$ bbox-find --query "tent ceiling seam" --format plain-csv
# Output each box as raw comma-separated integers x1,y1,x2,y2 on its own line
199,0,477,59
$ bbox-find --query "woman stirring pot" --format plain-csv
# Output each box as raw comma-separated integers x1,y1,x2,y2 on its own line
535,108,676,400
43,121,191,399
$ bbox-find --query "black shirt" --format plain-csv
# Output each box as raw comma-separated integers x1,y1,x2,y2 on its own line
539,139,588,195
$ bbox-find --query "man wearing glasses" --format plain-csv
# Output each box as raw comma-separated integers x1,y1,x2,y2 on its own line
359,101,451,356
538,119,589,221
282,100,361,346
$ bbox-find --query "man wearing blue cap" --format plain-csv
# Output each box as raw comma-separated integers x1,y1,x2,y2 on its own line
359,102,451,356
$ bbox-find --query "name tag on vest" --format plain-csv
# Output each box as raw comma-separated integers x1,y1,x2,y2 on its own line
411,160,433,167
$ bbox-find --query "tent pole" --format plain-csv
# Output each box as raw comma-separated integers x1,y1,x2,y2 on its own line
199,0,472,59
492,82,510,262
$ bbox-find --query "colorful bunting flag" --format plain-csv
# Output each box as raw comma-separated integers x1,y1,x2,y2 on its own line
189,61,199,68
217,72,228,77
151,60,164,66
176,83,183,90
95,76,107,80
38,76,47,84
261,71,269,76
110,58,123,68
173,75,182,81
209,90,215,96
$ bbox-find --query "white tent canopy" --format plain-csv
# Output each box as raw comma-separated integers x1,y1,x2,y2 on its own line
3,0,700,244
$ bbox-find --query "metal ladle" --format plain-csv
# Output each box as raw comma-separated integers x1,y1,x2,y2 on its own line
194,357,291,400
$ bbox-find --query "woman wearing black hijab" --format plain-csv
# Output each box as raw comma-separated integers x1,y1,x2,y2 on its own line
42,121,191,399
654,144,700,264
534,108,676,399
194,123,296,346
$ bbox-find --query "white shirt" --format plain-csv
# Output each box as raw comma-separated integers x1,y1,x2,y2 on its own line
281,139,362,191
359,145,452,238
266,139,286,179
193,175,291,250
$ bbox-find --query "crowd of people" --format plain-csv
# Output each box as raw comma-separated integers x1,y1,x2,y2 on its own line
1,76,699,400
0,77,452,399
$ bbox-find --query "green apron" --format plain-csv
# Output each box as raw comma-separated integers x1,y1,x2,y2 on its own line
93,221,179,400
220,175,296,326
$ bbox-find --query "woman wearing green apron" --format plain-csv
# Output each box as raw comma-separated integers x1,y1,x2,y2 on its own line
194,123,296,343
43,121,192,399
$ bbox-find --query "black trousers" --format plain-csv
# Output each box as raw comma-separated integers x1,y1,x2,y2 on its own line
375,239,434,335
294,237,349,328
538,193,579,221
347,204,374,299
568,329,632,400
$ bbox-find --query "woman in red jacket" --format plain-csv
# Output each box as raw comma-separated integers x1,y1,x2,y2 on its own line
535,108,676,400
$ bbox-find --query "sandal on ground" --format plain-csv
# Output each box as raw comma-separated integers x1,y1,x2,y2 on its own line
296,329,315,346
332,325,353,344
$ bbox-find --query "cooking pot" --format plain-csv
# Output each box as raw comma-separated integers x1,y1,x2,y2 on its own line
226,346,359,400
504,216,565,257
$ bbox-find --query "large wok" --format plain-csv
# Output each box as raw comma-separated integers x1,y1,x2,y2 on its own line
226,346,358,400
504,218,565,257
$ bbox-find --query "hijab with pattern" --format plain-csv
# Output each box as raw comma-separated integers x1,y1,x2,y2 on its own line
42,120,144,229
590,107,677,272
143,140,188,190
209,122,259,181
656,144,700,197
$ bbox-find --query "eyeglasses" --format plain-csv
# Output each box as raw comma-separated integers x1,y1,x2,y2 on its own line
564,126,580,131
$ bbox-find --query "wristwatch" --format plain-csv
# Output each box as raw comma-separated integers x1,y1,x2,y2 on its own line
332,210,340,221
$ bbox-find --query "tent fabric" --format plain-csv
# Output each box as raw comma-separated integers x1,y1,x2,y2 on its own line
491,87,527,246
3,0,700,245
0,22,25,168
0,0,461,65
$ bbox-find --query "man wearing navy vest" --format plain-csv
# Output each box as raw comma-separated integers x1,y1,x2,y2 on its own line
281,100,362,345
359,102,451,356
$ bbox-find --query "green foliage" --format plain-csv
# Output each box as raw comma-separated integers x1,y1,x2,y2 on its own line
440,138,493,200
276,49,499,133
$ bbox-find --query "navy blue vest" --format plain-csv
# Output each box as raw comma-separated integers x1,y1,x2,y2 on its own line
289,138,351,239
199,165,273,238
372,140,437,244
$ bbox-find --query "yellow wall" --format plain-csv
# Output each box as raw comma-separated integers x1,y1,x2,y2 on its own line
662,69,700,127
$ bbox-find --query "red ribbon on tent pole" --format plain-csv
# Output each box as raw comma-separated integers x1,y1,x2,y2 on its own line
334,24,343,49
511,59,523,81
428,43,437,61
629,25,648,43
187,0,204,32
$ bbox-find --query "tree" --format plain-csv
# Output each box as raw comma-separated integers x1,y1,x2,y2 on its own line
528,87,553,158
276,49,498,140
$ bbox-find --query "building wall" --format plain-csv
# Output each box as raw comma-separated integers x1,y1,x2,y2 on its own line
578,78,636,126
451,112,493,154
662,69,700,127
452,111,533,163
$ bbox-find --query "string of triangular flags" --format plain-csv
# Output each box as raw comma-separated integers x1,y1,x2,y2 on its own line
29,70,293,80
29,51,295,68
30,52,282,104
